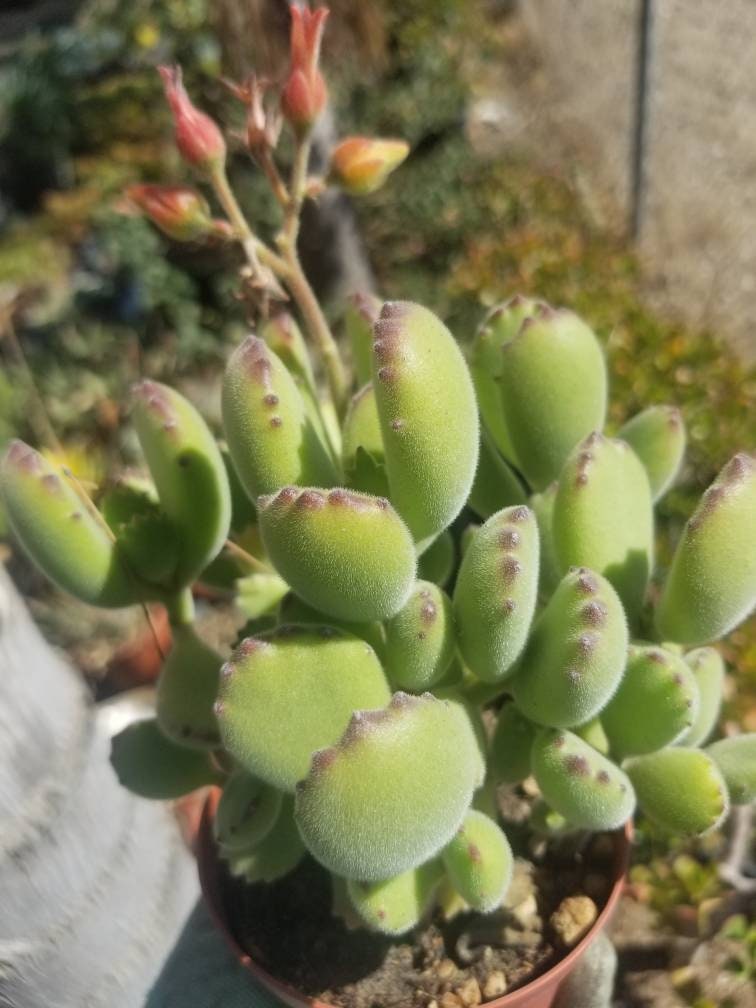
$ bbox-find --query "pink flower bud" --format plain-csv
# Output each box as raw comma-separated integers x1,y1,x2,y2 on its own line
330,137,409,195
158,65,226,172
281,5,329,134
126,184,215,241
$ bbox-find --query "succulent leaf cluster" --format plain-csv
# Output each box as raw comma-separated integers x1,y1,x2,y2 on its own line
5,289,754,939
2,2,754,945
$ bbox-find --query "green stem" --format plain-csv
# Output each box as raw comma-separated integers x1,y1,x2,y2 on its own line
165,588,195,628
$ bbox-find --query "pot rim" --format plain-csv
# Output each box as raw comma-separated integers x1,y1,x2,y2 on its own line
197,787,631,1008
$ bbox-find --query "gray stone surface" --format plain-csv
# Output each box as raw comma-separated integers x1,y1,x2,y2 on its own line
521,0,756,360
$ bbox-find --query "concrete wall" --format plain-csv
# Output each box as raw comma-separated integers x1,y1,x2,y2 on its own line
522,0,756,360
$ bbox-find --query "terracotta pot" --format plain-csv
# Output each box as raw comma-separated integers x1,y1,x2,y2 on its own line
198,789,631,1008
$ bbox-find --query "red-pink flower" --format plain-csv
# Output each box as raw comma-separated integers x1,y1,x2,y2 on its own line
159,65,226,172
127,184,224,242
281,4,329,134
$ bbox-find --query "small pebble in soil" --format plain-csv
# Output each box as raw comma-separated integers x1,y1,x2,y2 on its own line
550,895,598,947
482,971,508,999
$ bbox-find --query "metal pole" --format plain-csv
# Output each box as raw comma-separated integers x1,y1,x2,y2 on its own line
630,0,654,239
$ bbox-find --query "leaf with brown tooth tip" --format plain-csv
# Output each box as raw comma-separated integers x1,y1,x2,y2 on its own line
341,383,390,498
497,306,607,490
442,810,513,912
216,626,390,792
259,313,337,462
531,728,635,831
489,702,537,785
110,718,219,799
468,430,527,520
295,692,482,881
344,292,382,388
131,380,231,587
678,647,725,747
259,312,316,397
453,506,539,683
418,529,455,588
258,486,416,621
384,580,455,691
278,593,386,658
1,440,141,607
706,734,756,805
214,770,283,853
626,748,729,835
656,454,756,645
224,796,305,883
347,860,443,935
553,432,654,623
510,567,628,728
222,337,338,505
619,405,686,502
529,483,562,600
156,624,223,750
372,301,479,542
601,645,700,758
470,295,544,464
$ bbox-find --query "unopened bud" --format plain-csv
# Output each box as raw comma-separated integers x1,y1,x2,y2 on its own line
281,5,329,134
126,184,215,241
159,65,226,172
330,137,409,195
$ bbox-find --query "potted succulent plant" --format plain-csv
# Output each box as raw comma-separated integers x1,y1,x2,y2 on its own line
2,5,755,1007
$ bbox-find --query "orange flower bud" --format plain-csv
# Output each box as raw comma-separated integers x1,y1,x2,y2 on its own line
281,5,329,134
158,65,226,172
126,184,215,242
330,137,409,195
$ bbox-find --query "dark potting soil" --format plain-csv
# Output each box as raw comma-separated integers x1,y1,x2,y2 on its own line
219,822,617,1008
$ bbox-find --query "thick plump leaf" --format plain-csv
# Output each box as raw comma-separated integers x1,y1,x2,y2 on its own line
678,647,725,747
529,483,561,600
222,336,337,502
706,735,756,805
497,305,607,490
442,811,513,912
626,748,729,835
344,292,381,388
224,796,305,883
131,380,231,587
531,728,635,831
656,454,756,644
110,718,218,799
384,581,455,691
1,441,139,607
295,692,482,881
216,626,390,792
619,405,686,502
553,433,654,622
156,625,222,750
468,431,526,520
372,301,479,543
347,860,443,935
470,295,543,463
489,702,537,785
453,506,539,683
341,383,389,497
418,529,455,588
601,645,700,758
214,771,283,852
258,485,416,621
510,568,628,728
